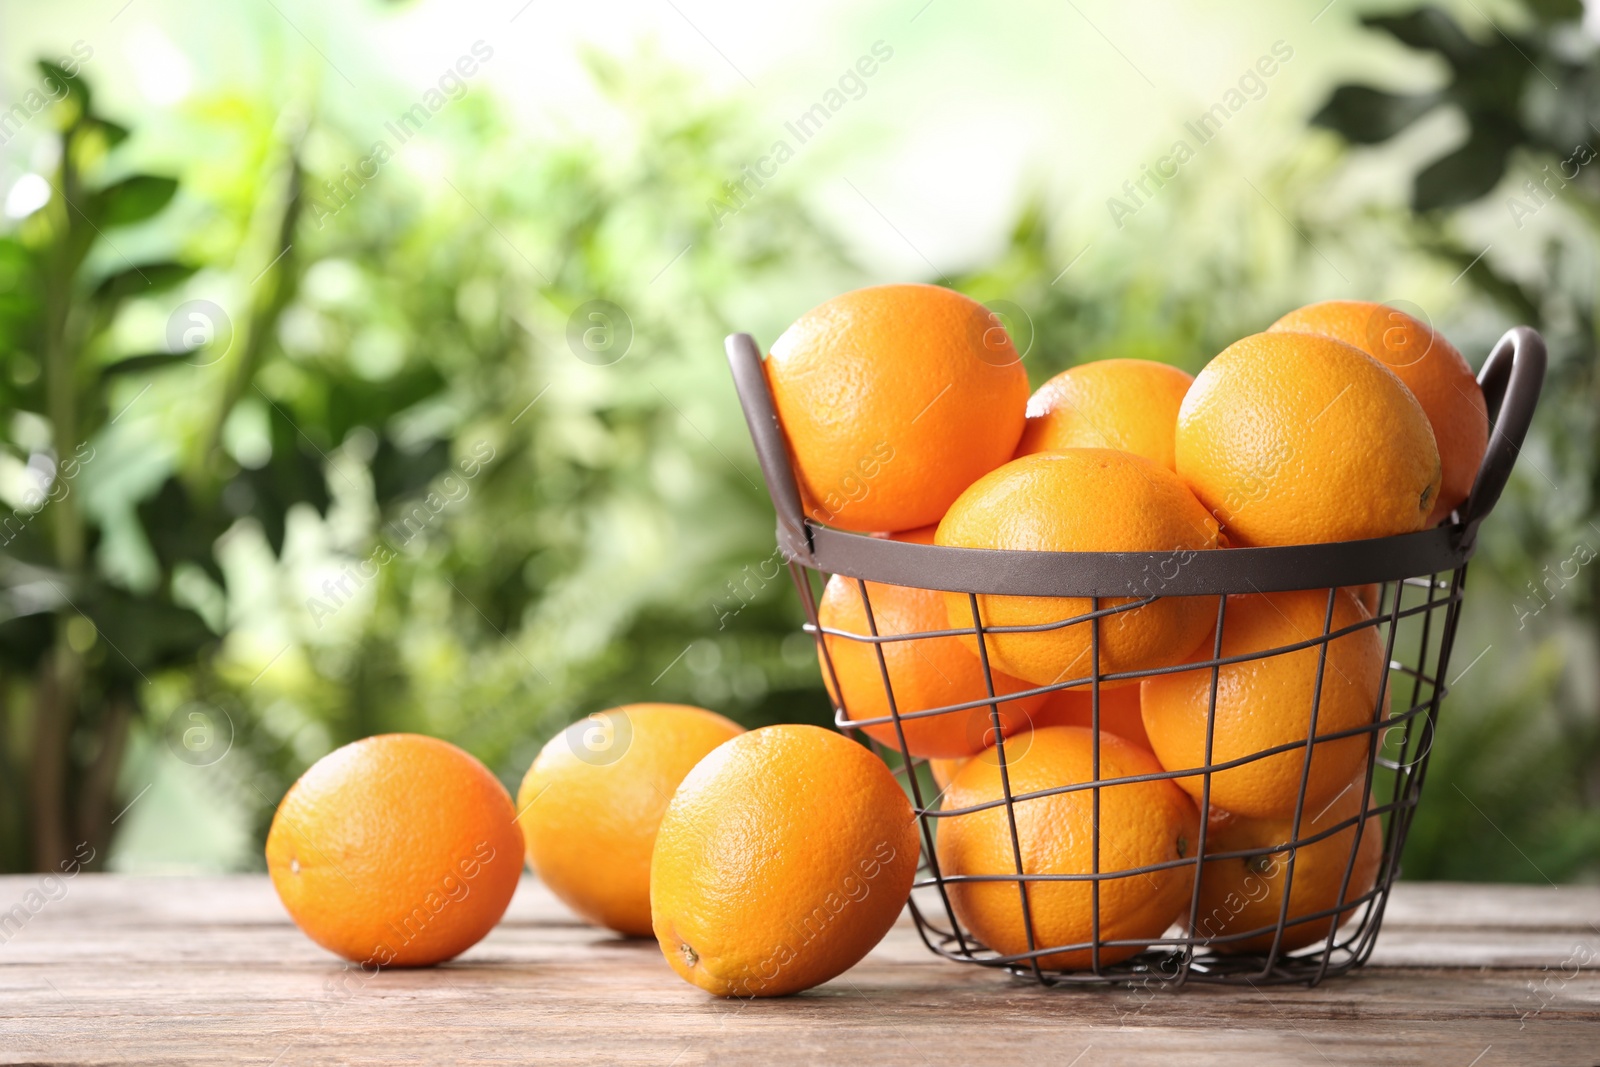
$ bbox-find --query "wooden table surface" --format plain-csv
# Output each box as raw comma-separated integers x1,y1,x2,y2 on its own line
1,875,1597,1065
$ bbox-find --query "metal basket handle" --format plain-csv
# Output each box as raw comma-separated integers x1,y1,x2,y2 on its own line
726,333,812,557
1458,325,1546,544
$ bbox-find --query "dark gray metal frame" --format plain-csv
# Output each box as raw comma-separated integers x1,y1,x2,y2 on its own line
725,325,1545,988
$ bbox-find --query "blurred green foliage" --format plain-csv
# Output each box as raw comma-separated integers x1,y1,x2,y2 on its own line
1310,0,1600,882
0,1,1595,884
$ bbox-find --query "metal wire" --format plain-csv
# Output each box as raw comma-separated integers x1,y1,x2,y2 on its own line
805,570,1467,988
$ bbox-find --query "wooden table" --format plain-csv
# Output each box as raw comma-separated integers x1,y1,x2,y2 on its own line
2,876,1596,1064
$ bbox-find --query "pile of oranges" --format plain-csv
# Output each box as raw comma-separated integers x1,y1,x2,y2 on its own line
264,284,1485,997
775,283,1482,969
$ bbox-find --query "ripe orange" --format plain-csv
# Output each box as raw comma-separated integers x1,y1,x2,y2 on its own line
1031,684,1152,751
1141,588,1385,820
517,704,743,937
266,734,523,967
935,450,1220,688
926,686,1149,792
929,757,965,792
1192,779,1384,954
1015,359,1194,470
1348,583,1381,615
1175,332,1441,546
765,284,1029,532
885,523,939,545
819,574,1044,758
651,724,920,996
1269,301,1486,525
936,726,1199,969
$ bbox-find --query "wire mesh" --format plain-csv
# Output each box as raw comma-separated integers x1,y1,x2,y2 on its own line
791,563,1467,988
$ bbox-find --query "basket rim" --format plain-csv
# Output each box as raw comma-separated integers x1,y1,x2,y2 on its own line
781,521,1463,596
725,323,1546,597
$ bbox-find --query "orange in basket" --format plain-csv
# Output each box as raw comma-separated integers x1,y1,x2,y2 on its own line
936,449,1220,689
1269,300,1486,525
1193,778,1384,954
1015,358,1194,471
765,284,1029,533
1140,588,1386,821
936,726,1199,969
1175,331,1441,546
1030,682,1152,751
819,574,1043,758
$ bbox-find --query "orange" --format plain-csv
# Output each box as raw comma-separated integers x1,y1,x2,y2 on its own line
1269,301,1486,525
927,686,1149,791
1141,588,1386,820
517,704,743,937
1348,583,1381,615
266,734,523,967
1175,331,1441,546
927,690,1151,794
819,574,1044,758
929,757,965,793
651,724,920,996
1031,683,1152,751
884,523,939,545
1015,358,1194,470
765,284,1029,532
1192,779,1384,954
936,726,1199,969
935,449,1221,688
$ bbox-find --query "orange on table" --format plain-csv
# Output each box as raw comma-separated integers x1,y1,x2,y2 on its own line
936,726,1199,969
1269,300,1486,526
651,724,920,997
765,284,1029,533
265,733,523,967
517,704,743,937
1015,358,1194,471
936,449,1220,689
819,573,1043,758
1175,331,1441,546
1192,778,1384,954
1031,683,1152,751
1141,588,1386,820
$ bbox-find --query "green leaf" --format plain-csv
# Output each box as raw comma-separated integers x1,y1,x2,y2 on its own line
1523,0,1583,25
371,437,451,506
92,261,196,305
1364,7,1482,68
89,117,130,147
35,60,89,114
91,175,178,228
1412,120,1520,211
135,478,229,587
100,351,198,378
235,400,334,557
1312,85,1441,145
87,586,217,681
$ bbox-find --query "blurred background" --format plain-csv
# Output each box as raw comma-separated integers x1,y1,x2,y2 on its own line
0,0,1595,881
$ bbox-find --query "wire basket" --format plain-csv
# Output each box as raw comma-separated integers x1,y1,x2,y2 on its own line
724,324,1545,988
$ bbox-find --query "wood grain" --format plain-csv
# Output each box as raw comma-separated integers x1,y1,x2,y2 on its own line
0,876,1596,1065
